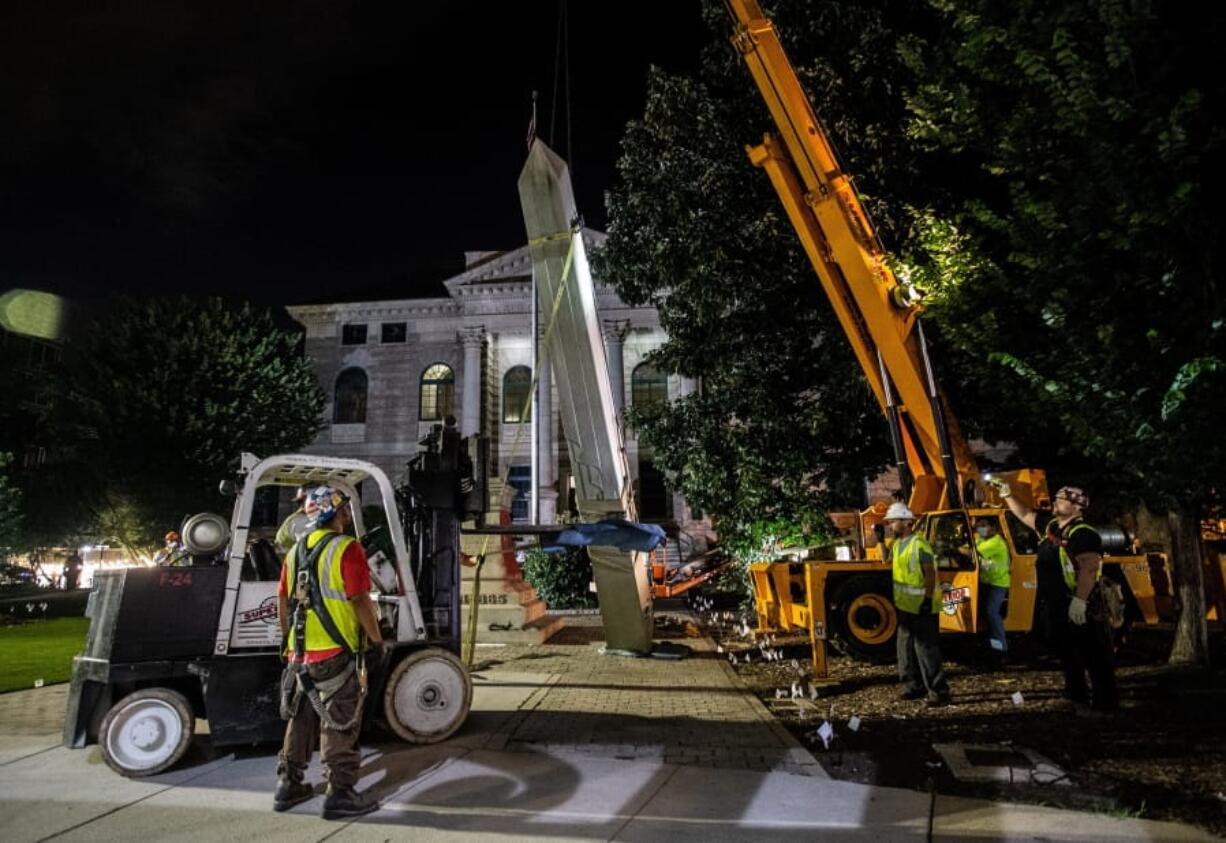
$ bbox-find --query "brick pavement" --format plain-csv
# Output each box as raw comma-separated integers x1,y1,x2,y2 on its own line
0,610,821,776
471,610,824,776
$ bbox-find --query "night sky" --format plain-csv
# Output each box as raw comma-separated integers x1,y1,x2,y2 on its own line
1,2,706,306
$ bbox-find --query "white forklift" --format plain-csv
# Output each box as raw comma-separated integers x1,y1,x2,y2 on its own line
64,421,483,777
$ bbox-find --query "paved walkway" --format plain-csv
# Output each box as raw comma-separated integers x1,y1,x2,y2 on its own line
0,613,1214,841
467,616,820,775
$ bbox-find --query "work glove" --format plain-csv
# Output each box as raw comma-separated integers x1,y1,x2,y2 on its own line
1068,596,1088,626
919,598,933,614
988,478,1011,498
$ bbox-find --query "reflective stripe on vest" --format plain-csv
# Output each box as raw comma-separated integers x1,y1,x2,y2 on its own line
893,534,938,614
1058,522,1100,591
976,534,1011,588
285,528,362,655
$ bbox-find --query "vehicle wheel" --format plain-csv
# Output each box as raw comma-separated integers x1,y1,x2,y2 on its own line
99,688,194,777
383,647,472,744
831,575,898,663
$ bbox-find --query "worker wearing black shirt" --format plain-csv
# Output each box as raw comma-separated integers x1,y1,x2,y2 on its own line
996,482,1117,714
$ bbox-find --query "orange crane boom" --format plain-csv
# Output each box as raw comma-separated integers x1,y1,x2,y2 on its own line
725,0,985,514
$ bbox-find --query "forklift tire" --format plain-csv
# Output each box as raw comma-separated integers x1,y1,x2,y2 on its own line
831,575,898,664
99,688,195,778
383,647,472,744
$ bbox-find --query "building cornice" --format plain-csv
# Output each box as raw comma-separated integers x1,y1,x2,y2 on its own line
288,300,461,323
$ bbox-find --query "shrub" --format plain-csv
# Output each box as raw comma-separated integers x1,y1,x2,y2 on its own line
520,546,597,610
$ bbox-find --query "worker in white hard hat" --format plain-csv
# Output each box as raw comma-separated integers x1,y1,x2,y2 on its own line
884,501,951,707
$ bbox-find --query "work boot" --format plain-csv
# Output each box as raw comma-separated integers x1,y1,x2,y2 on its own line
925,692,952,708
898,687,926,701
273,778,314,812
322,786,379,820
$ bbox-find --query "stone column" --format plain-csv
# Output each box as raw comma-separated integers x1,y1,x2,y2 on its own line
459,326,485,437
601,319,631,416
536,335,558,524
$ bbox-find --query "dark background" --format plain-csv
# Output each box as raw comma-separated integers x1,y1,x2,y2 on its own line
0,2,706,305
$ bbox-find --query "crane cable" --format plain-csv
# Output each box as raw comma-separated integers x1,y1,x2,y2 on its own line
549,0,573,171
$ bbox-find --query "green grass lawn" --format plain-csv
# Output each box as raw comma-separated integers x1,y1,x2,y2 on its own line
0,617,90,694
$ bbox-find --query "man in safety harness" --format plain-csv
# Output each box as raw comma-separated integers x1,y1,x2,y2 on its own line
274,486,385,818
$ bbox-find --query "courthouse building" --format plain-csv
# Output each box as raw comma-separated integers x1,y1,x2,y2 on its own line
287,230,711,554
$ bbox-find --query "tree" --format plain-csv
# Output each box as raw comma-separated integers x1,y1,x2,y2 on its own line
900,0,1226,664
0,453,22,558
41,297,324,554
596,1,947,551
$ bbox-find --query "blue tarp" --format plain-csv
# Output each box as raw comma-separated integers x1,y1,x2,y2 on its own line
540,519,667,553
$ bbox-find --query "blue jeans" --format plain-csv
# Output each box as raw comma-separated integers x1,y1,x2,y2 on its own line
982,584,1009,655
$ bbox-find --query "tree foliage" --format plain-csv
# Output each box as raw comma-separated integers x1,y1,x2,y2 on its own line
35,297,324,552
597,1,946,551
0,453,22,557
902,0,1226,513
602,0,1221,663
900,0,1225,662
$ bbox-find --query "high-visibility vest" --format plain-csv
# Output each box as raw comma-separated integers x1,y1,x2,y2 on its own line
976,533,1011,588
893,533,938,614
285,529,362,656
1058,521,1101,592
275,510,308,556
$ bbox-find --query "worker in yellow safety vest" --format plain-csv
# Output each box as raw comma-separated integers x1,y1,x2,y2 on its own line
996,481,1115,715
275,486,311,557
274,485,384,819
885,502,951,708
974,517,1012,667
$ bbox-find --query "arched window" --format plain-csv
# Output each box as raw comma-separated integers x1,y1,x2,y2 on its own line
631,363,668,413
502,366,533,423
334,368,368,424
419,363,455,421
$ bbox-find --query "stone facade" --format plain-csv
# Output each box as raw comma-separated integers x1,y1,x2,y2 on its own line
287,229,710,543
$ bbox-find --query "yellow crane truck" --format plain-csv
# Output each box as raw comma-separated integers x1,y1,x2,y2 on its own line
724,0,1177,675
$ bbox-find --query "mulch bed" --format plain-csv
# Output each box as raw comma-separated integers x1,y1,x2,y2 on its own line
699,607,1226,838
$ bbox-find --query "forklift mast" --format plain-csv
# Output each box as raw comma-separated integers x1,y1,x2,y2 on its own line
401,418,487,652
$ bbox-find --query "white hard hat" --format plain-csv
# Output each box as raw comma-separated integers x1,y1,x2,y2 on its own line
884,502,915,521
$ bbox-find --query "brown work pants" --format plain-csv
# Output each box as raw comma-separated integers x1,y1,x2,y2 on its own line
277,654,362,789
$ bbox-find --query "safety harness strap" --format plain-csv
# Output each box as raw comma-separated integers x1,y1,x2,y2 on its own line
283,533,366,732
290,533,355,658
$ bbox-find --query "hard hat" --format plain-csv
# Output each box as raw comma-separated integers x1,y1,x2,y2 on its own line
304,486,349,528
165,530,180,542
1055,486,1089,510
884,502,915,521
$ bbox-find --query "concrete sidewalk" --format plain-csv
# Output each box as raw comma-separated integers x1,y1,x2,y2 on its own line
0,616,1216,841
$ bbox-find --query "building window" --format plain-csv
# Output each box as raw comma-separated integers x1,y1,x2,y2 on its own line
334,367,368,423
419,363,455,421
507,465,531,523
342,323,367,345
502,366,533,423
631,363,668,414
638,458,672,520
381,322,407,343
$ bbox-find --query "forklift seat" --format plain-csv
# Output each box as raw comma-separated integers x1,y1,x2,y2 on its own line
243,538,282,581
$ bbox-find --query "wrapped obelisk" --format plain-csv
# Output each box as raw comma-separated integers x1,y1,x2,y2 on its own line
517,139,654,655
